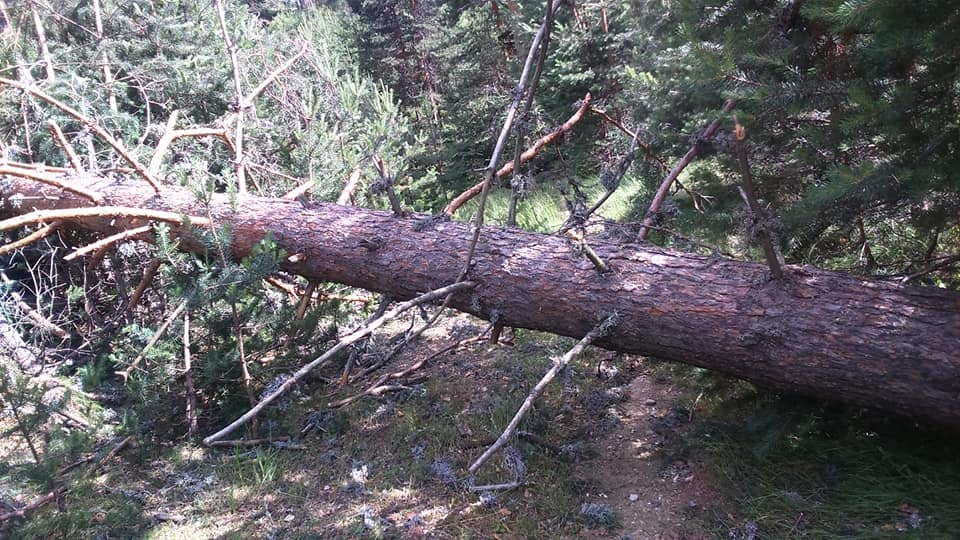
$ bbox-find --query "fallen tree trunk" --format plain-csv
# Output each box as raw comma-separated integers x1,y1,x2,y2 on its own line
3,176,960,426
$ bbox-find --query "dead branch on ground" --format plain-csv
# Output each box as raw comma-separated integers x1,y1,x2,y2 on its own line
202,281,477,445
468,314,618,475
329,334,486,408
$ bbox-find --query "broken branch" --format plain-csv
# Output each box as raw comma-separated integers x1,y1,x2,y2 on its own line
443,90,590,216
0,163,104,204
0,206,210,234
0,77,162,192
0,220,61,256
63,225,153,261
149,111,236,176
46,119,84,172
637,99,736,241
202,281,477,445
469,314,619,474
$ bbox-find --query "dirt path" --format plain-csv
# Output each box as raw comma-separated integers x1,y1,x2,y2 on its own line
576,362,718,538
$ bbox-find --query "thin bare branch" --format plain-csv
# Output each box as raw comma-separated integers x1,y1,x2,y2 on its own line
0,271,70,339
208,436,293,448
0,206,210,234
245,45,308,103
183,310,198,436
294,279,319,321
328,334,485,408
0,163,105,204
565,229,609,273
901,254,960,284
30,6,55,80
637,99,736,241
149,111,236,176
63,225,153,261
469,314,619,474
126,259,161,311
733,120,783,279
203,281,477,445
0,77,162,191
0,490,63,522
117,298,189,382
281,180,313,201
148,110,182,175
4,161,71,173
558,119,644,234
589,106,669,173
457,0,562,283
91,0,117,113
46,120,84,172
214,0,247,193
444,91,589,216
0,220,61,256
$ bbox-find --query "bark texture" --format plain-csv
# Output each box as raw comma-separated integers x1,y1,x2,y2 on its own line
3,177,960,426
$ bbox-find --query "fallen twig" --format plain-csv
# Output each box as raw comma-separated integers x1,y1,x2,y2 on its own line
294,279,319,321
338,294,392,385
57,435,131,477
559,124,643,235
468,314,619,474
203,281,477,445
208,436,291,448
0,490,63,522
328,334,484,408
467,480,523,492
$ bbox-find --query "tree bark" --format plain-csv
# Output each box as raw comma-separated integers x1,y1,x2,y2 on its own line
3,176,960,427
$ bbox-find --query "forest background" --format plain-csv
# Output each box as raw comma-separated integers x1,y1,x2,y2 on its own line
0,0,958,537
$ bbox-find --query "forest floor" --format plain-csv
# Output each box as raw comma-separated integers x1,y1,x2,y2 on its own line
4,313,960,538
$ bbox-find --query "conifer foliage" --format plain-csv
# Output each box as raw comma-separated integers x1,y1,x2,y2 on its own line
0,0,959,534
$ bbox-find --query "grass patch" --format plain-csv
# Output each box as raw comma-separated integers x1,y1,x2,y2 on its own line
680,380,960,538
